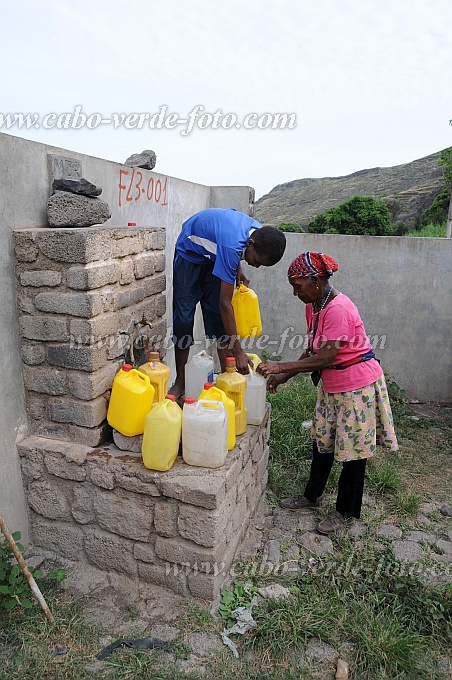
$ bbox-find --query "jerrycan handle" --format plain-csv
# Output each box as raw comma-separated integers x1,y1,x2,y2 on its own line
238,284,248,293
196,399,221,412
130,368,150,386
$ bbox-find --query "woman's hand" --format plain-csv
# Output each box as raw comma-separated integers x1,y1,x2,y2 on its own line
267,373,289,394
256,360,281,378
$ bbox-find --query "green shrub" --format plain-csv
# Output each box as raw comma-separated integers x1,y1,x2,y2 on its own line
308,196,393,236
277,222,303,233
418,188,451,227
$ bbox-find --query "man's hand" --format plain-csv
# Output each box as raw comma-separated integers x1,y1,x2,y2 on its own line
267,373,289,394
234,347,253,374
236,264,250,288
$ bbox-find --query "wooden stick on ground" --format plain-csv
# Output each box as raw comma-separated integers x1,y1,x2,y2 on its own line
0,513,54,623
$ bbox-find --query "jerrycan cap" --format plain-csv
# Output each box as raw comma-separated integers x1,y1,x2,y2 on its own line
185,397,196,404
165,394,176,401
204,382,214,390
122,364,133,372
149,352,160,362
225,357,236,371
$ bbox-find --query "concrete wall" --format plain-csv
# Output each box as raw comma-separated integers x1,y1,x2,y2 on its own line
246,233,452,402
0,132,251,542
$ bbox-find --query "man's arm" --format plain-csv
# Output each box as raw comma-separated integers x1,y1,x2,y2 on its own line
236,263,250,288
219,280,251,373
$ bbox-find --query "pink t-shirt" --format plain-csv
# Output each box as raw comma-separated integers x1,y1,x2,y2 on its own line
306,293,382,393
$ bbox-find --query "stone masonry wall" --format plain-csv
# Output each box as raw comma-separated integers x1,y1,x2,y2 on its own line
17,407,270,600
13,226,166,447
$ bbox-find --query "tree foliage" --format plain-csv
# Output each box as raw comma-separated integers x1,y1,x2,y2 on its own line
277,221,303,233
439,147,452,187
308,195,393,236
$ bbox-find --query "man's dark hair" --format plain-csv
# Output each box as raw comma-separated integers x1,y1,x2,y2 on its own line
252,226,286,264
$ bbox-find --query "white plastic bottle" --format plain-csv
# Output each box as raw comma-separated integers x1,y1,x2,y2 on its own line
245,369,267,425
184,350,214,400
182,398,228,468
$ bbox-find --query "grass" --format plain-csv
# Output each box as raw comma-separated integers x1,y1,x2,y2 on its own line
404,222,447,237
0,374,451,679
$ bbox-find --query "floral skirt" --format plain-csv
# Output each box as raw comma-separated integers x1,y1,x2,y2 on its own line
312,374,399,462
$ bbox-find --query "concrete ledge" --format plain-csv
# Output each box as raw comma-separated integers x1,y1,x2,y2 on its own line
18,405,271,600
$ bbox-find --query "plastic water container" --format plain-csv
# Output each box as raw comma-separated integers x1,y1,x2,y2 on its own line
138,351,171,403
246,353,262,370
216,357,247,435
141,395,182,471
185,350,214,399
245,369,267,425
231,284,262,338
182,398,228,468
107,364,155,436
198,382,236,450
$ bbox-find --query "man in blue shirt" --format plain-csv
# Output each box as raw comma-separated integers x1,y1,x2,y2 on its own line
170,208,286,400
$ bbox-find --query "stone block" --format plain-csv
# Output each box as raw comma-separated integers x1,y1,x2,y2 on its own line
86,457,116,489
44,452,87,481
68,362,119,400
26,395,47,420
19,449,45,484
24,367,68,395
224,456,242,493
143,228,165,251
111,234,142,258
141,273,166,297
119,258,135,285
36,421,110,448
27,479,72,520
187,571,226,601
35,291,103,317
93,488,154,541
46,191,111,228
31,515,85,561
154,252,165,272
155,536,217,570
178,504,230,548
21,344,46,365
49,396,108,428
159,473,225,510
84,526,137,576
70,314,125,345
20,270,62,287
72,485,95,524
154,293,166,317
154,500,179,538
114,463,161,496
17,292,36,314
134,542,157,563
14,230,39,262
48,344,108,372
66,261,120,290
19,315,69,342
137,562,188,595
38,229,113,264
113,287,145,310
134,252,157,279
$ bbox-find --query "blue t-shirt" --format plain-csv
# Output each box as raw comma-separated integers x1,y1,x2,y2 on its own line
175,208,261,284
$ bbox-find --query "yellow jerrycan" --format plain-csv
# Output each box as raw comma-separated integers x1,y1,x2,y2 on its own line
246,353,262,370
198,382,236,450
216,357,247,435
141,394,182,471
107,364,155,436
138,351,171,403
231,284,262,338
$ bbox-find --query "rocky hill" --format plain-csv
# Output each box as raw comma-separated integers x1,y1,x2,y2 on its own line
255,152,446,229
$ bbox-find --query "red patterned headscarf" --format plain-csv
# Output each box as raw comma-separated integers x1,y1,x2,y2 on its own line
287,252,339,278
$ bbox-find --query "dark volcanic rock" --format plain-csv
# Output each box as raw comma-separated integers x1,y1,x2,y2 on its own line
124,150,157,170
53,178,102,197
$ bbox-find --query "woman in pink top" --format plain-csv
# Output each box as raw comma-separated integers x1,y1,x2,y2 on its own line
257,252,398,535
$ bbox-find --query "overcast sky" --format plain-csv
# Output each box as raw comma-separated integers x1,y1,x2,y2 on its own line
1,0,451,199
